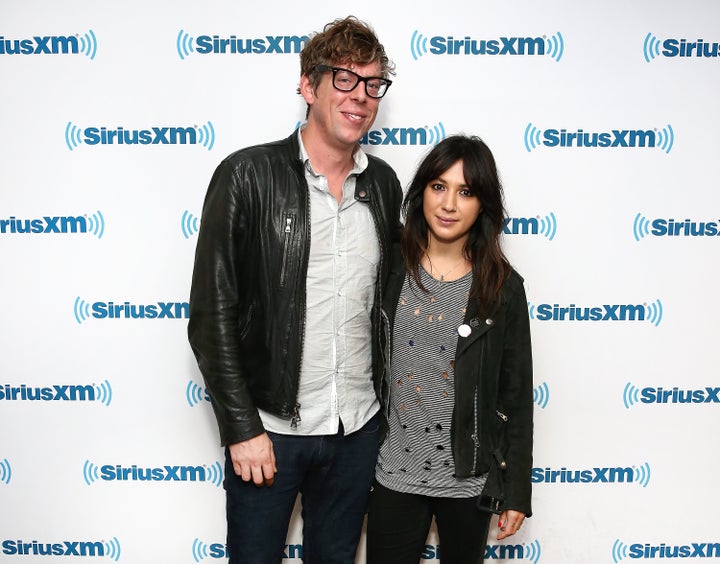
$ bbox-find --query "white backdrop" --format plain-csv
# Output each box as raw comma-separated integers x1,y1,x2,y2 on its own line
1,1,719,562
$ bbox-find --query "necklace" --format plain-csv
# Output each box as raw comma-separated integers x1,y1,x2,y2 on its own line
425,254,467,281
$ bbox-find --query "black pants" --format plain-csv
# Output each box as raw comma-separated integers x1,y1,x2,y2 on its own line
366,481,491,564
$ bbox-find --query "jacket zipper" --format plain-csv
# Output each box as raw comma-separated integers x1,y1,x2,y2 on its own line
279,215,293,288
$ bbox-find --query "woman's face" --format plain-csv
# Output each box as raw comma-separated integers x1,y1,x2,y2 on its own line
423,159,482,247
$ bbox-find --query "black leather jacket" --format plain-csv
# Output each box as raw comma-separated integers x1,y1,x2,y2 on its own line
382,253,534,516
188,132,402,447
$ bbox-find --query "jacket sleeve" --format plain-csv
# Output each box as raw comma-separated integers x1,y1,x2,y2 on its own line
187,158,265,447
498,275,534,516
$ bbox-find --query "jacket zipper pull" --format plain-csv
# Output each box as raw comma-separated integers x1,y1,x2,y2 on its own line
496,410,508,422
285,217,292,233
290,403,302,429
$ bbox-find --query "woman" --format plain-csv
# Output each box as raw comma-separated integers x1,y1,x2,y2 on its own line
367,135,533,564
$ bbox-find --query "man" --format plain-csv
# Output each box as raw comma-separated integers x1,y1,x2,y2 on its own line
188,16,401,564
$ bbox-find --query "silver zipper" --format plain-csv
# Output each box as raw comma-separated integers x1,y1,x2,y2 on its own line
279,216,293,287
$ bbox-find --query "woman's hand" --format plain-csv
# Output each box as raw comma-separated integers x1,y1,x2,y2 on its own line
497,509,525,540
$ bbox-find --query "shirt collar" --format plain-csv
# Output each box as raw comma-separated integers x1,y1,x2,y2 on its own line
296,125,368,179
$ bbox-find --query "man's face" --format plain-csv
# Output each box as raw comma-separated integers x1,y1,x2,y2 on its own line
300,61,383,152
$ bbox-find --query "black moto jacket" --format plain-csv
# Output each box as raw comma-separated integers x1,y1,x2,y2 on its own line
381,253,534,516
188,132,402,447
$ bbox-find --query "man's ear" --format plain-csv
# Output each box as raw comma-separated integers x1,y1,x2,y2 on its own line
299,74,315,105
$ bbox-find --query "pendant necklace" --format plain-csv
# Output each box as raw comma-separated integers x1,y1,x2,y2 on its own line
425,254,467,282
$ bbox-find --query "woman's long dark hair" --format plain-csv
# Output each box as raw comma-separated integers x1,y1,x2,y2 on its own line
402,135,512,314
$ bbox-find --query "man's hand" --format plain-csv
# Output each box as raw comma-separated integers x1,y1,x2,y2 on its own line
228,433,277,486
497,509,525,540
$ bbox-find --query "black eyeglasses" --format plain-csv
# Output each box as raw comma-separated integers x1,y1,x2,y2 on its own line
314,64,392,99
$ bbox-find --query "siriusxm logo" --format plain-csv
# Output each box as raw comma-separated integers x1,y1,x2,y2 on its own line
527,300,663,326
644,33,720,62
411,30,563,61
186,380,211,407
0,381,112,406
0,30,97,58
83,460,223,486
2,537,120,560
181,210,200,239
613,539,720,561
524,123,674,153
0,458,11,485
74,298,189,324
420,541,541,562
0,211,104,238
634,213,720,240
65,121,215,151
177,30,308,59
503,214,557,240
360,122,446,146
624,383,720,408
532,463,651,487
191,539,304,561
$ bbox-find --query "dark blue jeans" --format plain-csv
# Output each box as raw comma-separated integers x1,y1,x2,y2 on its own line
224,414,380,564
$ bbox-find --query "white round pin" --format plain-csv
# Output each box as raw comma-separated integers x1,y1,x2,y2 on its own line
457,324,471,338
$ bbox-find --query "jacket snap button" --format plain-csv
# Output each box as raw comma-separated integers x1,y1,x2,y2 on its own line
486,318,494,326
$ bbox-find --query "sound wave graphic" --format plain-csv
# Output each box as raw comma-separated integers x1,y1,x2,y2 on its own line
104,537,121,562
0,458,12,485
96,379,113,407
645,299,663,327
427,122,446,145
181,210,200,239
79,29,98,60
192,538,210,562
546,32,564,62
65,121,83,151
87,210,105,239
656,124,674,154
643,33,662,63
527,301,536,320
410,30,429,60
206,461,223,487
634,462,652,487
186,380,205,407
540,212,557,240
197,121,215,151
633,213,650,241
83,460,100,486
177,29,195,60
623,382,641,409
524,123,542,152
525,540,542,564
533,382,550,409
74,296,92,325
612,539,629,563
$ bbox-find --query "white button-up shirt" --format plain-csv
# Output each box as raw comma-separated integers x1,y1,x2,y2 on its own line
258,129,380,435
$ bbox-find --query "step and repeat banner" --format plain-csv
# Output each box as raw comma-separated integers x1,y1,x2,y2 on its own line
1,0,719,562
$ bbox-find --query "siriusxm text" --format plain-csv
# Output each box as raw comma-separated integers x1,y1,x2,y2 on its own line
629,542,720,558
360,128,432,146
2,540,105,557
543,129,657,148
662,39,720,58
425,36,545,56
100,464,207,482
533,303,645,321
0,35,81,55
532,466,634,484
0,216,89,234
82,126,199,145
0,384,95,402
421,544,527,560
195,544,304,558
91,301,189,319
650,219,720,237
194,35,307,54
641,387,719,404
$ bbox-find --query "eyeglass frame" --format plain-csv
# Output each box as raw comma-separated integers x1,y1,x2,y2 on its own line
313,64,392,99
